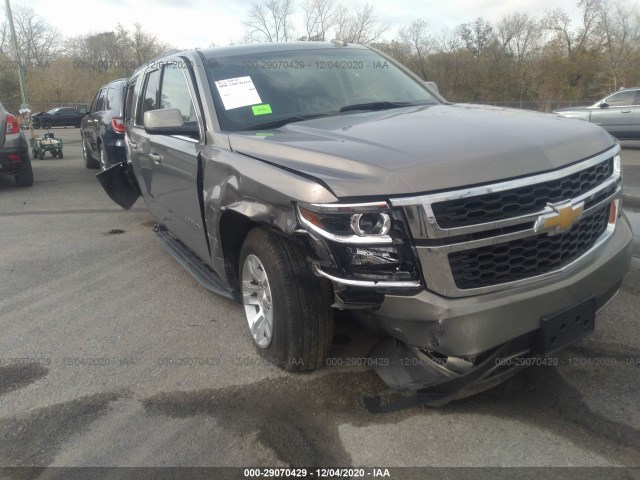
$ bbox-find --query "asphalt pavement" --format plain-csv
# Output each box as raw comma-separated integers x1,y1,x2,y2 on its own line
0,128,639,473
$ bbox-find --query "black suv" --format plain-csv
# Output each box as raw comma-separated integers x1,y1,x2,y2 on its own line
81,78,127,170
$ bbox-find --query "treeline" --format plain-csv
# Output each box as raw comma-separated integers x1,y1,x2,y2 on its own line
245,0,640,105
1,1,639,114
0,6,170,112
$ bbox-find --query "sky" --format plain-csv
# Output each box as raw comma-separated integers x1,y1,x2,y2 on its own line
5,0,618,49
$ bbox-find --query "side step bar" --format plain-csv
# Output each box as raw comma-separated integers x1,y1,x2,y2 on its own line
154,228,235,300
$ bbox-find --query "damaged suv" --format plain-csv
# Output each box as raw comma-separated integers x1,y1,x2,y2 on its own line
99,42,633,411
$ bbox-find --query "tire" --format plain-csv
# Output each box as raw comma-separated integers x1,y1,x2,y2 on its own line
99,143,109,171
38,151,44,160
15,159,34,187
239,227,334,372
82,139,99,169
42,119,52,129
58,149,63,159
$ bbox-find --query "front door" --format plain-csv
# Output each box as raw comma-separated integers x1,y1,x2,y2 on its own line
590,90,635,137
136,62,210,262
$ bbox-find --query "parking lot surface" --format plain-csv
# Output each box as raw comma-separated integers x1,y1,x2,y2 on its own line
1,128,639,470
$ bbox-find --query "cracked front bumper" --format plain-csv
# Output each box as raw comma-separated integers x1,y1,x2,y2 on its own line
355,214,633,357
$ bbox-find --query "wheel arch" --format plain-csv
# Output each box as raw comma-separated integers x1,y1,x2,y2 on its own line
218,205,294,291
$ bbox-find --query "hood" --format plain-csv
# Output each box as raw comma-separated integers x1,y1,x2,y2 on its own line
228,104,615,199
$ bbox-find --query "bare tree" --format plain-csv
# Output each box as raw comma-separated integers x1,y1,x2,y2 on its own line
301,0,336,41
4,6,62,71
398,19,433,78
243,0,295,42
132,23,170,64
496,13,541,63
0,18,7,55
456,17,495,57
335,3,388,44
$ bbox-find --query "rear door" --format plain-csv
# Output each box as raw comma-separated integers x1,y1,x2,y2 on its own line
590,90,635,137
0,104,6,147
632,90,640,139
142,62,209,261
84,90,105,156
56,107,78,126
130,68,163,220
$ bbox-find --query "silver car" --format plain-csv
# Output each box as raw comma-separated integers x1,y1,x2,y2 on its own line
554,88,640,139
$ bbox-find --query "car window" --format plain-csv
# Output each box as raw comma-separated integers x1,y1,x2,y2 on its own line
605,91,635,106
106,86,123,112
59,108,74,114
633,91,640,106
124,80,137,123
160,66,197,123
138,70,160,125
95,90,106,112
90,91,100,113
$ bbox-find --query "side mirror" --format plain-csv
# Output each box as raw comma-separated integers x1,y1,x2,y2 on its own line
76,105,88,114
425,81,440,94
144,108,199,137
599,101,609,108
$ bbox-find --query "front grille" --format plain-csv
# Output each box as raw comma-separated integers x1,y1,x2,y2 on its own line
448,205,610,290
432,157,613,229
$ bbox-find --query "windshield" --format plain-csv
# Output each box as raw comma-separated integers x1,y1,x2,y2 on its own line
204,47,439,131
46,108,60,114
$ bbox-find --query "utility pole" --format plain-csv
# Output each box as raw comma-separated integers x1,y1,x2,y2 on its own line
5,0,29,105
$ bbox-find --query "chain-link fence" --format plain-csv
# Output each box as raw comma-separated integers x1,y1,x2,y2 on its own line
481,100,594,112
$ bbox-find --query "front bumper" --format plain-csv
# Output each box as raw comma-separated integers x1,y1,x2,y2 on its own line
354,214,633,357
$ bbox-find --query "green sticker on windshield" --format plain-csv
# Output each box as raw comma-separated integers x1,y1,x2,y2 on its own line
252,104,272,116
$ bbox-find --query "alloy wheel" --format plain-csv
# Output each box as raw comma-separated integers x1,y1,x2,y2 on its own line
241,254,274,349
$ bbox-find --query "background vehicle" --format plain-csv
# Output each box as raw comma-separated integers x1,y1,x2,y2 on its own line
81,78,127,170
98,43,632,408
0,102,33,187
32,106,87,129
554,88,640,139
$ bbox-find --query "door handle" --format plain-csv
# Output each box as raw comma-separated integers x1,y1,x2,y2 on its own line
621,110,631,113
149,153,162,164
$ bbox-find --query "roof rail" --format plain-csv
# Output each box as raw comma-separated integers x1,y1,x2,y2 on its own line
132,49,183,75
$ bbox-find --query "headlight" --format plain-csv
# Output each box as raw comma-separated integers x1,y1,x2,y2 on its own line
296,201,421,285
297,202,394,244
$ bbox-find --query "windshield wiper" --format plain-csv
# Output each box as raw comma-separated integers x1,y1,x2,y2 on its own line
339,101,424,112
241,113,334,131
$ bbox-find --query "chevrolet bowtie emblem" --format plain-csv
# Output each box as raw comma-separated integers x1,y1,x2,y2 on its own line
535,200,584,236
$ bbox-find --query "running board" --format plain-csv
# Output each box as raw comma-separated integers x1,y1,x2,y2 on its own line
154,229,234,300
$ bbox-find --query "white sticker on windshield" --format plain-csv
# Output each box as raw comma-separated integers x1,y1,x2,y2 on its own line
215,76,262,110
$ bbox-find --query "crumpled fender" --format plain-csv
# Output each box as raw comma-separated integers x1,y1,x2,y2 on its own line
198,143,338,283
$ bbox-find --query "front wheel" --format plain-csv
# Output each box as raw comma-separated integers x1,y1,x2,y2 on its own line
239,227,334,372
